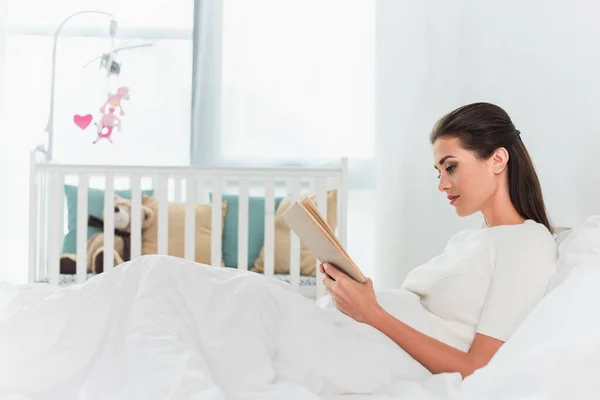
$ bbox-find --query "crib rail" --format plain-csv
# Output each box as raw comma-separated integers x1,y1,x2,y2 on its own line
28,152,348,298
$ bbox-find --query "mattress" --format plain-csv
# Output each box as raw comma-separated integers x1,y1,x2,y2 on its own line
38,272,317,287
37,274,96,286
273,274,316,286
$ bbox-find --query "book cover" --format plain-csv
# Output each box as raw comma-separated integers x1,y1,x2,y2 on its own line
281,199,366,283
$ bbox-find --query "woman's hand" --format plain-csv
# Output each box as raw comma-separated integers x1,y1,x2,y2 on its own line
320,263,382,324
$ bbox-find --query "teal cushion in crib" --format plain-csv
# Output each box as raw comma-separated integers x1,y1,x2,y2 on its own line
61,185,154,255
211,194,284,269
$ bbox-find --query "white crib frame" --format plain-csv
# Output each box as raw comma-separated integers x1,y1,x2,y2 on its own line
28,151,348,299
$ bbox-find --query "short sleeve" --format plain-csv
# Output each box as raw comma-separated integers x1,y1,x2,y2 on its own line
475,224,557,342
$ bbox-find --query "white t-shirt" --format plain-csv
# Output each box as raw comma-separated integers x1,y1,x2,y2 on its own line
401,220,558,352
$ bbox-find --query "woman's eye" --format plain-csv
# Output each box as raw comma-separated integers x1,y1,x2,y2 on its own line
446,165,456,174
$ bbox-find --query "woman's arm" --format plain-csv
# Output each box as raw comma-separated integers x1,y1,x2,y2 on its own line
366,307,503,378
320,263,504,378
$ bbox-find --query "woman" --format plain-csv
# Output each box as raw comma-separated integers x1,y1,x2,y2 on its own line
320,102,557,378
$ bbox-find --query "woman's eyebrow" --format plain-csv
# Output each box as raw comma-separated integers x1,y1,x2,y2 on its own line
434,155,456,169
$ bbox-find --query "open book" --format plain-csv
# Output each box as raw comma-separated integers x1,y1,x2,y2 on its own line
281,197,366,283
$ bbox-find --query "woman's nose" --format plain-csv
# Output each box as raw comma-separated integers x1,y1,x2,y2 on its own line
438,176,450,192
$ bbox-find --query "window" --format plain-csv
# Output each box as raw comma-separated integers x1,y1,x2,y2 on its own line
217,0,377,273
3,0,194,166
194,0,375,186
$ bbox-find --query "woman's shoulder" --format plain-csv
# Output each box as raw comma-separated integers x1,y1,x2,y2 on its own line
486,220,558,272
445,220,556,254
443,227,482,249
486,220,556,249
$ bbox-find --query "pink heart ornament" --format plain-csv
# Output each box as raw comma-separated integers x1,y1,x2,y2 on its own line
74,114,93,129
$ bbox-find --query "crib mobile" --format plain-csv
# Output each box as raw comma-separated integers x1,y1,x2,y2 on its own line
73,43,152,144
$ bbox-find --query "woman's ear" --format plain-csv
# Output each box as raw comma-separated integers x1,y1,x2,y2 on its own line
491,147,509,174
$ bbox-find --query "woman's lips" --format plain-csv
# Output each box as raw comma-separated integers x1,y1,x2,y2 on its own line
448,195,460,205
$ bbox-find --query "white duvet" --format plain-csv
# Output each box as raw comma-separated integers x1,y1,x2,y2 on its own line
2,253,600,400
0,255,451,400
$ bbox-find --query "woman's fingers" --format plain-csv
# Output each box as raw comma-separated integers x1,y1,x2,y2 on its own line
322,273,337,293
322,263,344,281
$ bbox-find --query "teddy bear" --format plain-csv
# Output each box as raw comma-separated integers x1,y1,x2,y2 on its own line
86,194,157,274
59,194,158,275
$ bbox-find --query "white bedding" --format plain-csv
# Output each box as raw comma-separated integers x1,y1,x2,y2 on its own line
2,249,600,400
0,255,447,400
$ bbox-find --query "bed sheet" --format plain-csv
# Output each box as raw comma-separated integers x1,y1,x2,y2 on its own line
0,255,438,399
4,256,599,399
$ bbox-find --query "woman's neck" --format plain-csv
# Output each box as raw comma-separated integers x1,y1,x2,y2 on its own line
481,183,525,228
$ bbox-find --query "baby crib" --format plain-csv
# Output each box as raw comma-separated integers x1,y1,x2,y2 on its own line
28,150,348,299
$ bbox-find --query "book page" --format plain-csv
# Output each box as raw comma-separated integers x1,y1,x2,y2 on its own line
300,198,353,260
300,199,336,238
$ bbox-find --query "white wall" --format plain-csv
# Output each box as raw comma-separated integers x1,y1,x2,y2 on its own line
0,1,6,111
375,0,600,289
374,0,482,290
0,3,5,97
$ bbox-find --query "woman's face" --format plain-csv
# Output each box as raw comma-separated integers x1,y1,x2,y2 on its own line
432,137,498,217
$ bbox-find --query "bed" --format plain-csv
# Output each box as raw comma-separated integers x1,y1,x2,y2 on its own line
28,149,349,299
4,216,600,399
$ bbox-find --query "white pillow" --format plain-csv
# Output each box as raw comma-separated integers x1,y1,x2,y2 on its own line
458,263,600,399
546,215,600,293
447,217,600,399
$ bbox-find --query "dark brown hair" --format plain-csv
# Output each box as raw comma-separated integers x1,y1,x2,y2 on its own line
430,102,552,232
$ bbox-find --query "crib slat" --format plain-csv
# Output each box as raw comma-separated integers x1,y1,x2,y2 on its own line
315,177,327,298
211,177,222,267
28,153,38,283
174,177,183,202
157,175,169,255
47,173,64,285
76,175,89,283
289,178,302,291
237,179,250,271
103,174,115,272
315,178,328,223
263,178,276,277
195,177,205,204
39,172,48,283
185,176,196,261
130,175,142,260
339,157,348,248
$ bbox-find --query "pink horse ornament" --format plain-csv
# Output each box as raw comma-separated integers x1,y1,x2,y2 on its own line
93,107,122,144
101,86,130,116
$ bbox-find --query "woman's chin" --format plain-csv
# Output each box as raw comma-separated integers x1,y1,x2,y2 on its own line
454,205,476,217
